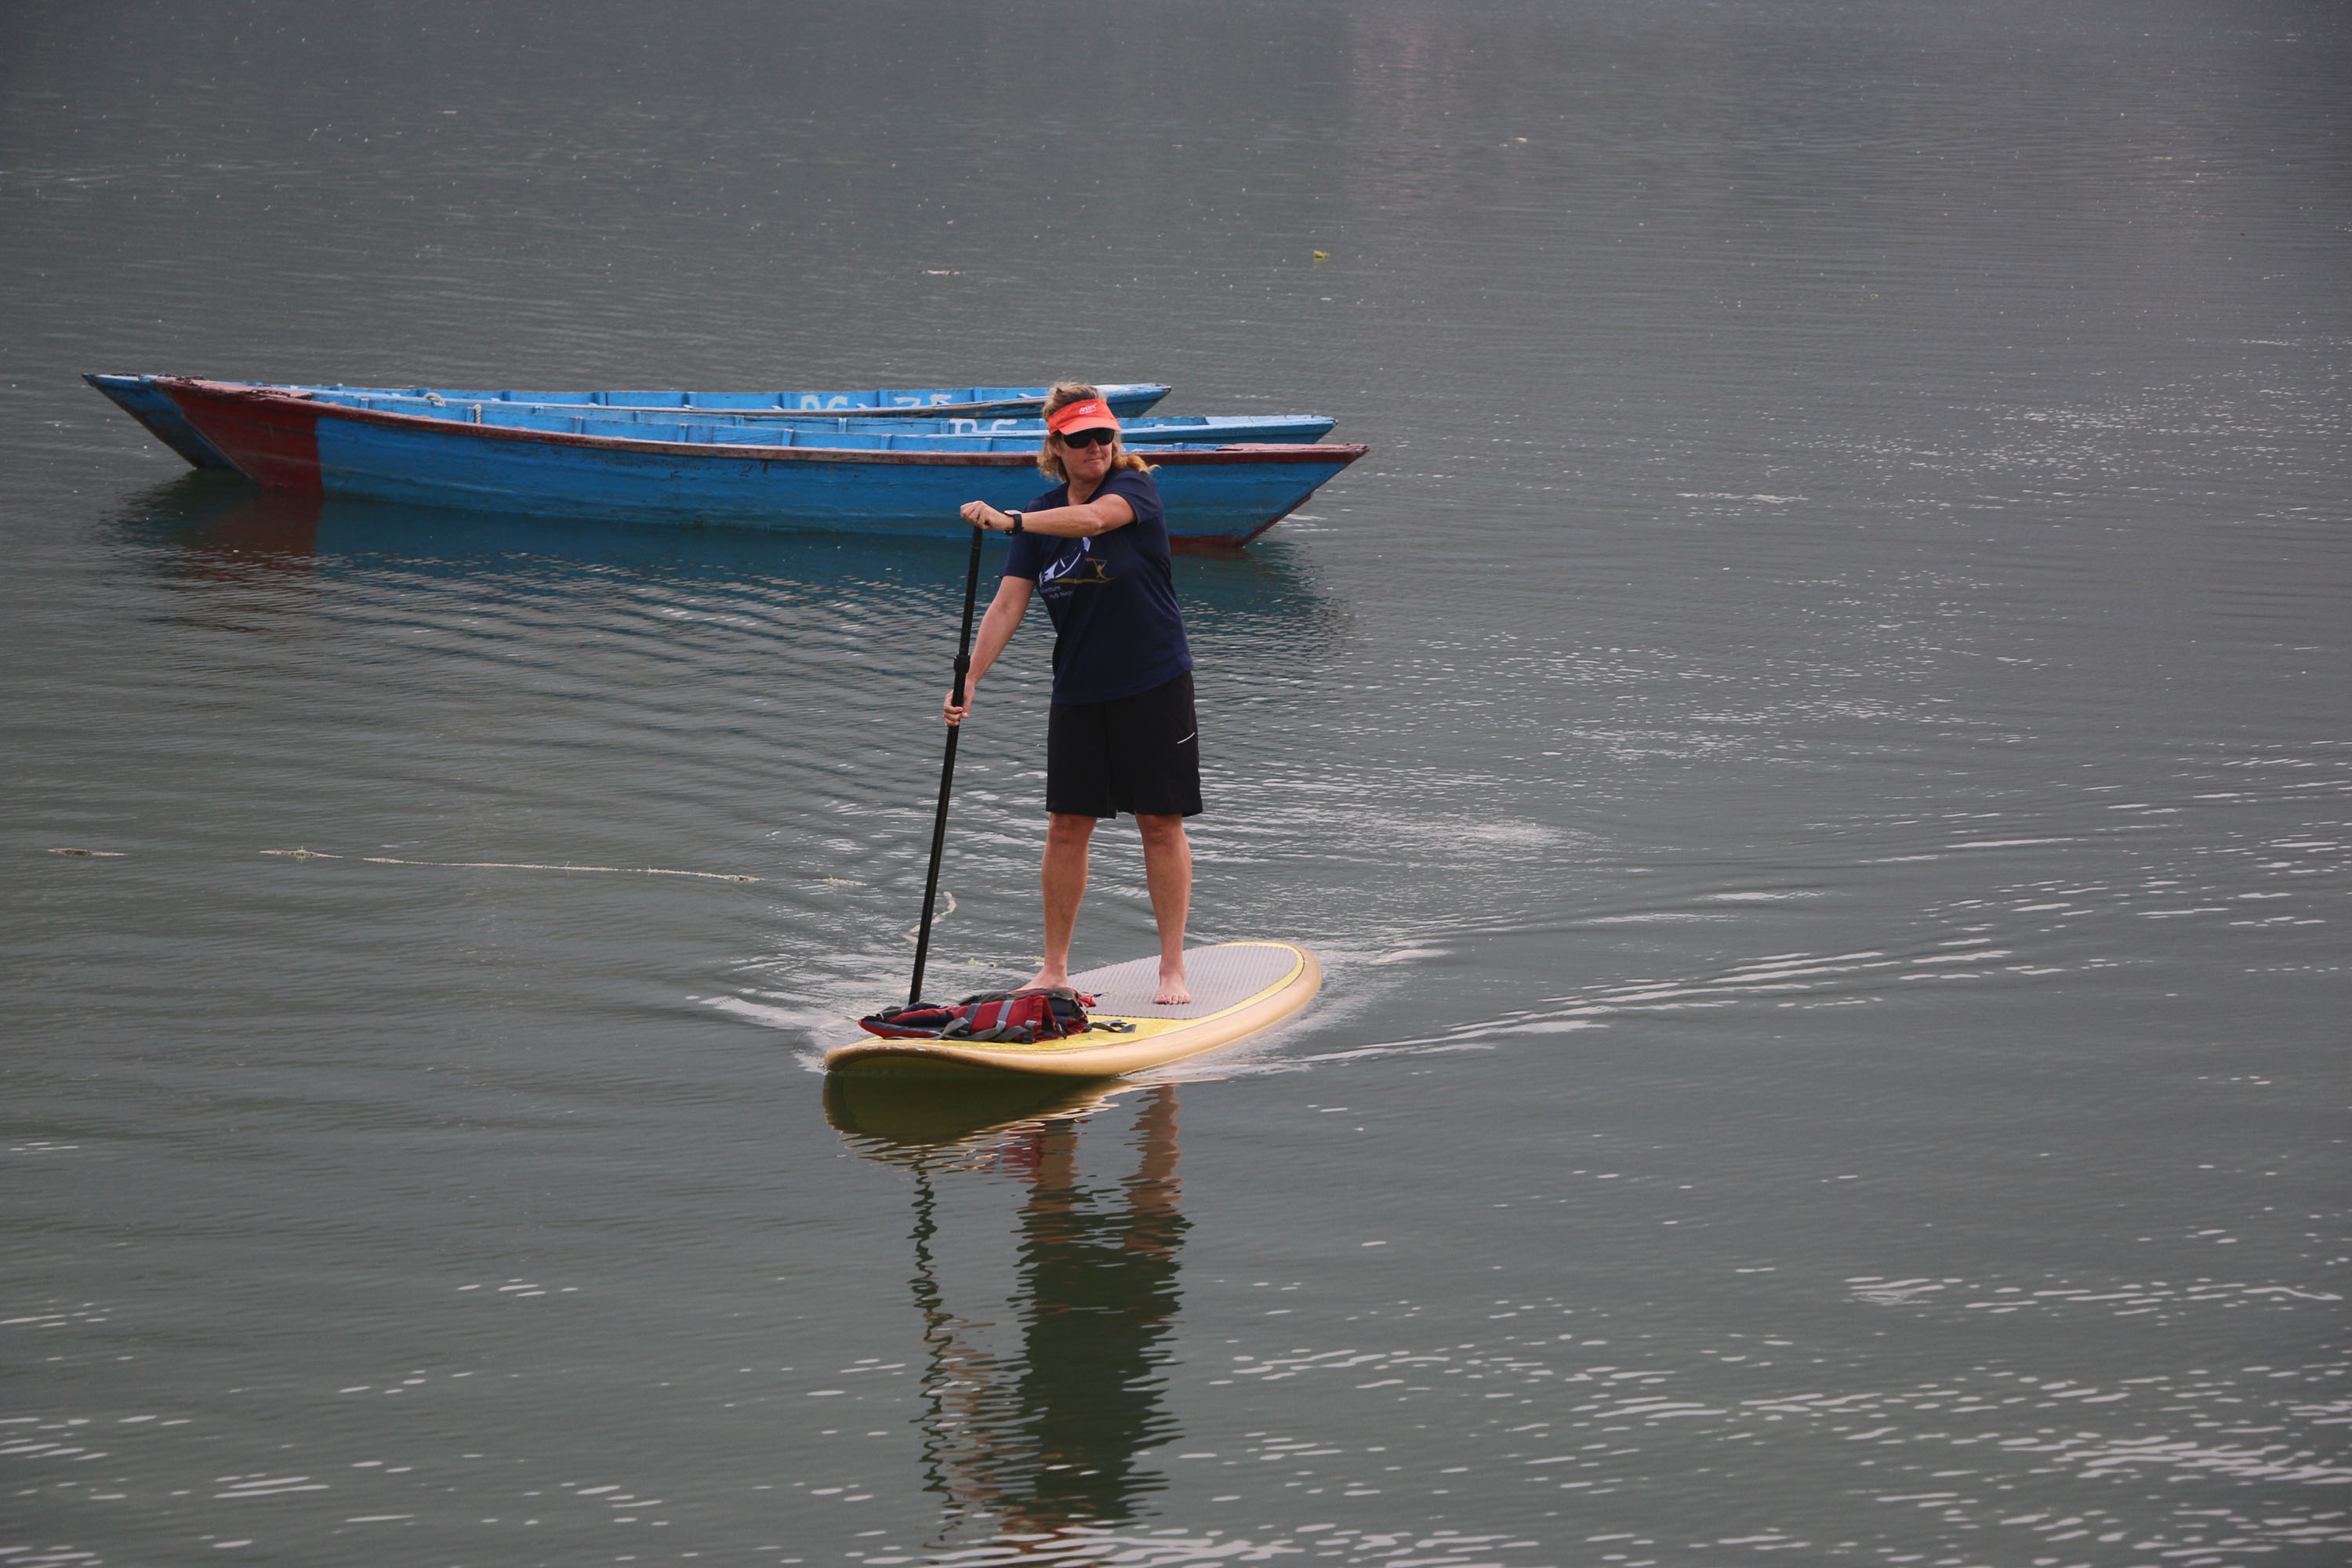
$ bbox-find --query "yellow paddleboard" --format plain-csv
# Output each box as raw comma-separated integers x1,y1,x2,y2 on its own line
823,940,1320,1078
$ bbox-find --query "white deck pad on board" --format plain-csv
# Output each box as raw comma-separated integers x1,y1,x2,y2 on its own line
1071,941,1304,1020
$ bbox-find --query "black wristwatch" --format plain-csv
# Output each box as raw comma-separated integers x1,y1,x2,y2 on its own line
1006,511,1025,535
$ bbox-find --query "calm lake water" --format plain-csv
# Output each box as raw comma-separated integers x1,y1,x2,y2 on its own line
5,3,2347,1565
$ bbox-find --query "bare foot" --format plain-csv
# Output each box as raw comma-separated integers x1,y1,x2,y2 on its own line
1025,965,1071,992
1153,967,1191,1007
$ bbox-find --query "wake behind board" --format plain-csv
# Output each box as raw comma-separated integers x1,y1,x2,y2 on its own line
824,941,1319,1078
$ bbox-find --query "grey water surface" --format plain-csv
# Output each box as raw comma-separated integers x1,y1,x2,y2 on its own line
4,3,2347,1565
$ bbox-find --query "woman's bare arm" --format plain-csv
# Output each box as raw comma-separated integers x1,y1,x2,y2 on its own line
959,492,1135,539
943,575,1034,726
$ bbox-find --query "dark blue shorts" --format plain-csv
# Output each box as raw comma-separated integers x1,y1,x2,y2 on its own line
1045,672,1202,819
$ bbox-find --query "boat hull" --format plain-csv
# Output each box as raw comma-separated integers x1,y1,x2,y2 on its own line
294,380,1172,419
155,380,1365,546
306,393,1336,446
84,372,241,469
87,373,1173,471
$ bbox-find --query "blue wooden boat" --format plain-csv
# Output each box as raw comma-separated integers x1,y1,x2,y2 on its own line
319,379,1176,418
147,379,1366,547
303,390,1336,446
84,373,1172,473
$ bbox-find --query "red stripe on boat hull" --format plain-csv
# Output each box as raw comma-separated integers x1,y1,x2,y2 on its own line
158,382,323,492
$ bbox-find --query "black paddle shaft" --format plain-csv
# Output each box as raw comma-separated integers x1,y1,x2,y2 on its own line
907,524,987,1007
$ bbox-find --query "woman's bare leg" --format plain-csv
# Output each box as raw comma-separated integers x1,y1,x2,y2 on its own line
1135,813,1192,1004
1029,812,1095,989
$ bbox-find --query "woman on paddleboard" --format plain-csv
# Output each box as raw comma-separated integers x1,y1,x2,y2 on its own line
947,384,1200,1007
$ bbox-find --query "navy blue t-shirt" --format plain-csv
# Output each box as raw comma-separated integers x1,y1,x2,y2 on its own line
1002,467,1193,706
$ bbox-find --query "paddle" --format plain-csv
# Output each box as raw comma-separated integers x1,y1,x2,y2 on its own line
906,524,987,1008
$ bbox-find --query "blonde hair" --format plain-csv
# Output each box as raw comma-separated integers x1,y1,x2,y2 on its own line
1035,382,1156,481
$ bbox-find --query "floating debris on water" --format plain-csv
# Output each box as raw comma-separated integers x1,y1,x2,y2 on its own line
260,849,754,883
904,890,955,941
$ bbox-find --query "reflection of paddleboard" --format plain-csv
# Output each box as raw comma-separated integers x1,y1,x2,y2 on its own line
824,1073,1120,1149
824,941,1320,1078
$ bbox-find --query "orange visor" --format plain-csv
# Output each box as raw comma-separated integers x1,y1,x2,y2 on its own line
1046,398,1120,437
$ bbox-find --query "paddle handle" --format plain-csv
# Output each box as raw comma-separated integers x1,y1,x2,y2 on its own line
908,524,988,1007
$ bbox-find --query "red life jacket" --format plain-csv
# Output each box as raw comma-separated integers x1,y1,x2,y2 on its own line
858,986,1096,1044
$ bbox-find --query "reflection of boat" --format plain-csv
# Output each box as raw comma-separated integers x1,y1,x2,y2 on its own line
140,379,1367,547
97,474,327,609
105,481,1347,640
108,472,323,561
840,1085,1188,1544
85,372,1174,470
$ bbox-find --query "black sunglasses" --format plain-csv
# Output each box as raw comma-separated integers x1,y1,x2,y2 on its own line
1056,426,1117,448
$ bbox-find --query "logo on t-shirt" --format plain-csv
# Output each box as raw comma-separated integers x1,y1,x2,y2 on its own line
1037,539,1113,597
